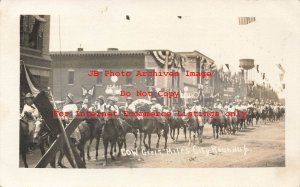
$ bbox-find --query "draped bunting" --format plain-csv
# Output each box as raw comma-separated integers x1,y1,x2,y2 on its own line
150,50,217,72
151,50,185,69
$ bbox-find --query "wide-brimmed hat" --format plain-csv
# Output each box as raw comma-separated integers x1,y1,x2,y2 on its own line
25,93,34,98
151,98,157,102
97,95,104,101
67,93,75,102
126,97,133,101
107,96,118,102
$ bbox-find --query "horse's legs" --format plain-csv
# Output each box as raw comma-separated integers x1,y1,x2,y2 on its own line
139,131,142,150
170,128,173,140
176,127,179,143
113,140,117,156
21,148,28,168
124,136,127,151
110,141,116,161
148,133,152,150
87,137,93,160
156,131,161,149
78,143,85,165
163,129,168,149
39,141,45,155
193,133,195,145
143,133,148,150
188,130,192,146
133,131,138,148
117,138,122,157
103,140,108,166
183,125,187,141
213,126,216,139
95,136,100,160
57,149,66,168
199,126,203,143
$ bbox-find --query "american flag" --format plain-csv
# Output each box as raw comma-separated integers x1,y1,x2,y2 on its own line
238,17,256,25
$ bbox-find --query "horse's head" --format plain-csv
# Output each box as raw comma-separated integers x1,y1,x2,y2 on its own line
33,120,46,143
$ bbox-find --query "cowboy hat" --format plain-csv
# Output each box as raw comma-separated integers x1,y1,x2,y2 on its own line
25,93,34,98
67,93,75,102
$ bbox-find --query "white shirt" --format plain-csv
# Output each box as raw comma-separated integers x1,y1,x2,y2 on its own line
106,104,119,115
21,104,39,119
151,103,163,112
190,105,202,112
62,103,78,122
228,106,235,113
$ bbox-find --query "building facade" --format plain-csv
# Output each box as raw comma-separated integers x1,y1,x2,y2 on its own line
20,15,52,90
50,48,215,106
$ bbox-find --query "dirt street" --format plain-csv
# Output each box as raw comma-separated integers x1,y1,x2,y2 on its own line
20,121,285,168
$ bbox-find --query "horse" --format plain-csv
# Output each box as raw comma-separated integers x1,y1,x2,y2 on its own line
267,106,274,123
76,117,104,165
246,107,254,126
115,118,135,156
102,116,119,166
20,112,52,168
261,107,268,124
253,107,260,125
227,114,238,134
141,115,169,150
20,119,30,168
119,107,142,150
32,118,69,168
169,114,186,143
183,115,202,145
85,117,105,161
236,109,246,130
210,108,226,139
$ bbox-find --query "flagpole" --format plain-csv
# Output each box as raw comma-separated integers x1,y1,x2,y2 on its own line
164,51,169,106
48,87,78,168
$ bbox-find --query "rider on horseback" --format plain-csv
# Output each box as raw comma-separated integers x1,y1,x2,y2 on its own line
20,93,43,146
190,100,204,126
62,93,81,145
124,97,133,109
105,96,123,135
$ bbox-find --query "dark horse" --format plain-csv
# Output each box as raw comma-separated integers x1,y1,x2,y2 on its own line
116,118,135,155
20,119,30,168
169,114,186,143
210,108,226,139
77,117,104,164
33,119,67,168
184,116,203,145
102,117,119,166
139,106,169,150
246,107,254,126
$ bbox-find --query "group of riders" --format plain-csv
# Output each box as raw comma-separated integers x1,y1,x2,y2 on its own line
20,91,285,166
21,91,285,144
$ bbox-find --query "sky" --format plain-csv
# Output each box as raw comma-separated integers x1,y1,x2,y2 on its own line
47,0,300,98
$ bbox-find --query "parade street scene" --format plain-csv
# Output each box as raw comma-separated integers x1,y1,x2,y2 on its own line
19,13,285,168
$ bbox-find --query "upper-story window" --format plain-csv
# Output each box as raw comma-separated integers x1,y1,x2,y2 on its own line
68,70,75,85
96,69,103,85
20,15,46,50
125,69,133,85
146,69,155,86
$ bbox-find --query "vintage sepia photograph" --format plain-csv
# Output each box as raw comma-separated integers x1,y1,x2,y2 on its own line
1,0,300,186
19,13,286,169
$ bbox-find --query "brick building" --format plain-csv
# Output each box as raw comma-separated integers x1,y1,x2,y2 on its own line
20,15,52,90
50,48,215,106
